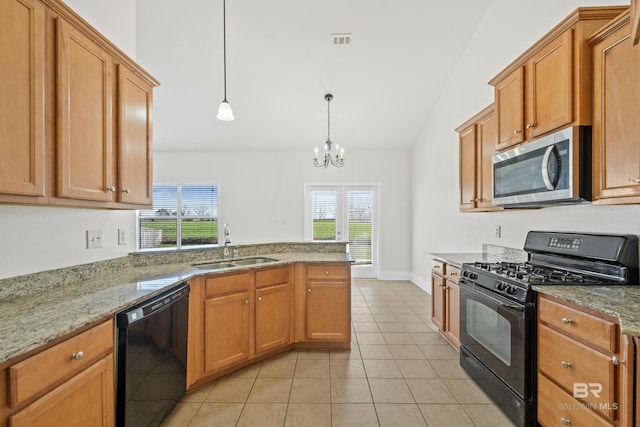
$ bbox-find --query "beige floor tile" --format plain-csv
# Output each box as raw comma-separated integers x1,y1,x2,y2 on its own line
408,332,448,345
463,404,517,427
352,313,376,323
351,306,372,314
405,378,457,404
331,378,373,403
375,403,427,427
226,362,263,378
298,350,329,360
205,377,255,402
429,359,469,378
418,343,459,359
330,358,367,378
295,359,330,378
402,323,431,333
258,357,297,378
284,403,332,427
360,344,395,360
289,378,331,403
377,322,406,332
445,378,494,403
331,403,380,427
236,403,287,427
330,347,362,360
353,322,381,333
396,359,439,379
188,402,244,427
355,332,386,344
180,382,215,402
373,314,399,323
418,403,475,426
247,378,292,402
388,344,425,360
382,332,414,344
363,359,403,378
159,402,201,426
368,378,415,403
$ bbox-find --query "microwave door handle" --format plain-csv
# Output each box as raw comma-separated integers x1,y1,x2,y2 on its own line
541,145,556,190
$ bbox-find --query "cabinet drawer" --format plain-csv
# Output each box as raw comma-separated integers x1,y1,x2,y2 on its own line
306,264,349,280
538,295,617,352
205,272,251,297
431,260,445,276
538,324,615,421
537,373,613,427
8,319,113,407
445,265,460,283
256,267,289,288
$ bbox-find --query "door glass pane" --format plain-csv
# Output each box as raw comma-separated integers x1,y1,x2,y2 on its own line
347,190,372,265
311,191,337,240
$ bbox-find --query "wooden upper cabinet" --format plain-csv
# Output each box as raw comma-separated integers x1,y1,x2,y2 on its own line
591,11,640,204
490,7,626,151
458,124,477,210
56,19,114,202
526,30,573,138
632,0,640,45
495,67,524,150
118,65,153,205
456,105,500,212
0,0,45,197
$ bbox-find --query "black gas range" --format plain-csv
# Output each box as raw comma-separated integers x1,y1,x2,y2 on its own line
458,231,639,427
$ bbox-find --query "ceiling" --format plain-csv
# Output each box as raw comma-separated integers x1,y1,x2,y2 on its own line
136,0,492,152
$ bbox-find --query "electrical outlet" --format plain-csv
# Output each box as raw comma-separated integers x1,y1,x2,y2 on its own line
495,225,502,239
118,229,127,245
87,229,103,249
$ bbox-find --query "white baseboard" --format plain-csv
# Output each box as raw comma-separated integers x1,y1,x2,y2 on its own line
410,273,431,294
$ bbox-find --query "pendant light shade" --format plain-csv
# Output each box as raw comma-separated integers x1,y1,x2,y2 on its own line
217,0,234,121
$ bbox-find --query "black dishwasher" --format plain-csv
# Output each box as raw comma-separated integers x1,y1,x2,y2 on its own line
116,282,190,427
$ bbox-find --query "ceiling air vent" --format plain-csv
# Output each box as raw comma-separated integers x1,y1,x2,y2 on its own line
331,33,352,46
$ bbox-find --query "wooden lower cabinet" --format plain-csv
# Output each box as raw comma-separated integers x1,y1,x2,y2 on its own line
443,279,460,349
537,294,634,427
255,267,293,355
431,272,445,331
431,260,460,349
0,319,114,427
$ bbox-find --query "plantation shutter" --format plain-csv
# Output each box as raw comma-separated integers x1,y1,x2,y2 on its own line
311,190,337,241
346,190,373,265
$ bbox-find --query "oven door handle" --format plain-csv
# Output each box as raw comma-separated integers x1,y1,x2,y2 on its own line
459,279,526,312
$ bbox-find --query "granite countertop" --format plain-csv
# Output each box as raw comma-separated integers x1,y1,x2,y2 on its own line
429,250,640,337
0,243,350,366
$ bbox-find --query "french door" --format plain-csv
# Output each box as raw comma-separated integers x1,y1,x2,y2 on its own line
304,185,379,278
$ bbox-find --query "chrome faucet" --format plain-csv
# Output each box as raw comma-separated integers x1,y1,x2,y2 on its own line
223,224,231,258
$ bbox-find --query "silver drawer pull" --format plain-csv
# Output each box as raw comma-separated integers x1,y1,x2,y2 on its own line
612,356,625,365
71,351,84,361
561,317,572,325
561,360,572,369
561,417,571,425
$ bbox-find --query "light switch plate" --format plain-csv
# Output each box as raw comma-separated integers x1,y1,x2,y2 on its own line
87,229,103,249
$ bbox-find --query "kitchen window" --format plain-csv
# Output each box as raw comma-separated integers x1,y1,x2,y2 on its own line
138,184,219,250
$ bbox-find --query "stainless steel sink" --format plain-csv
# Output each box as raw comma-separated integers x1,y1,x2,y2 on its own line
192,257,278,270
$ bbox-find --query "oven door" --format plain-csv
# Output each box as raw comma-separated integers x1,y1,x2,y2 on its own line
459,279,533,399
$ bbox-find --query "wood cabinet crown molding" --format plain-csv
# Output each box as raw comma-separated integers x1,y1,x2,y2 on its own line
489,6,628,85
588,10,631,45
454,104,495,133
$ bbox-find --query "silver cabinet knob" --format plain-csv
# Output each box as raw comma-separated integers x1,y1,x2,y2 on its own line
257,296,262,302
307,288,312,293
561,360,572,369
526,123,535,129
122,188,131,194
71,351,84,361
514,129,522,135
561,417,571,425
244,299,249,305
612,356,625,365
325,270,330,275
561,317,572,325
107,186,116,192
631,177,640,183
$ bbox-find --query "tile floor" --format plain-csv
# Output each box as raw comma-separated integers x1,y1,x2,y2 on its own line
161,279,516,427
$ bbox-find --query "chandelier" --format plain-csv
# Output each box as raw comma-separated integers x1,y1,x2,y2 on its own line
313,93,344,168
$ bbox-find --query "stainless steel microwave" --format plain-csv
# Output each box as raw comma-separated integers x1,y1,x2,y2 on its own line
492,126,591,207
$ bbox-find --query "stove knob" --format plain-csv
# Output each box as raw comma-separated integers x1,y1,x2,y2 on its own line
471,273,478,280
496,282,505,291
507,286,518,295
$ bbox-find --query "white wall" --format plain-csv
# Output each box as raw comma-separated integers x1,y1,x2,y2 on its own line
411,0,636,287
0,1,138,280
155,150,412,278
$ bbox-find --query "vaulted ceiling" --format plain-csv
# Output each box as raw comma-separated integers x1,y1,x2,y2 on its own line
136,0,492,152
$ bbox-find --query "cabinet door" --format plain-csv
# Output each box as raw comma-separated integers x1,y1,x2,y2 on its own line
458,125,477,211
9,355,114,427
431,273,445,331
118,65,153,205
444,281,460,350
632,0,640,46
476,110,497,209
495,67,524,150
305,281,350,341
255,283,290,354
56,20,114,201
0,0,45,197
527,30,573,138
592,23,640,204
203,291,251,373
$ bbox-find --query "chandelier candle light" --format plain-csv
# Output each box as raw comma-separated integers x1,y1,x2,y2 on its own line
216,0,234,121
314,93,344,168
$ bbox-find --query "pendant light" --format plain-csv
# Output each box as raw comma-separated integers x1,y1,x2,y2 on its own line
313,94,344,168
217,0,234,121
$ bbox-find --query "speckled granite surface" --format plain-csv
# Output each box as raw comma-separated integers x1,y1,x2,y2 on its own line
429,247,640,337
0,242,349,365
